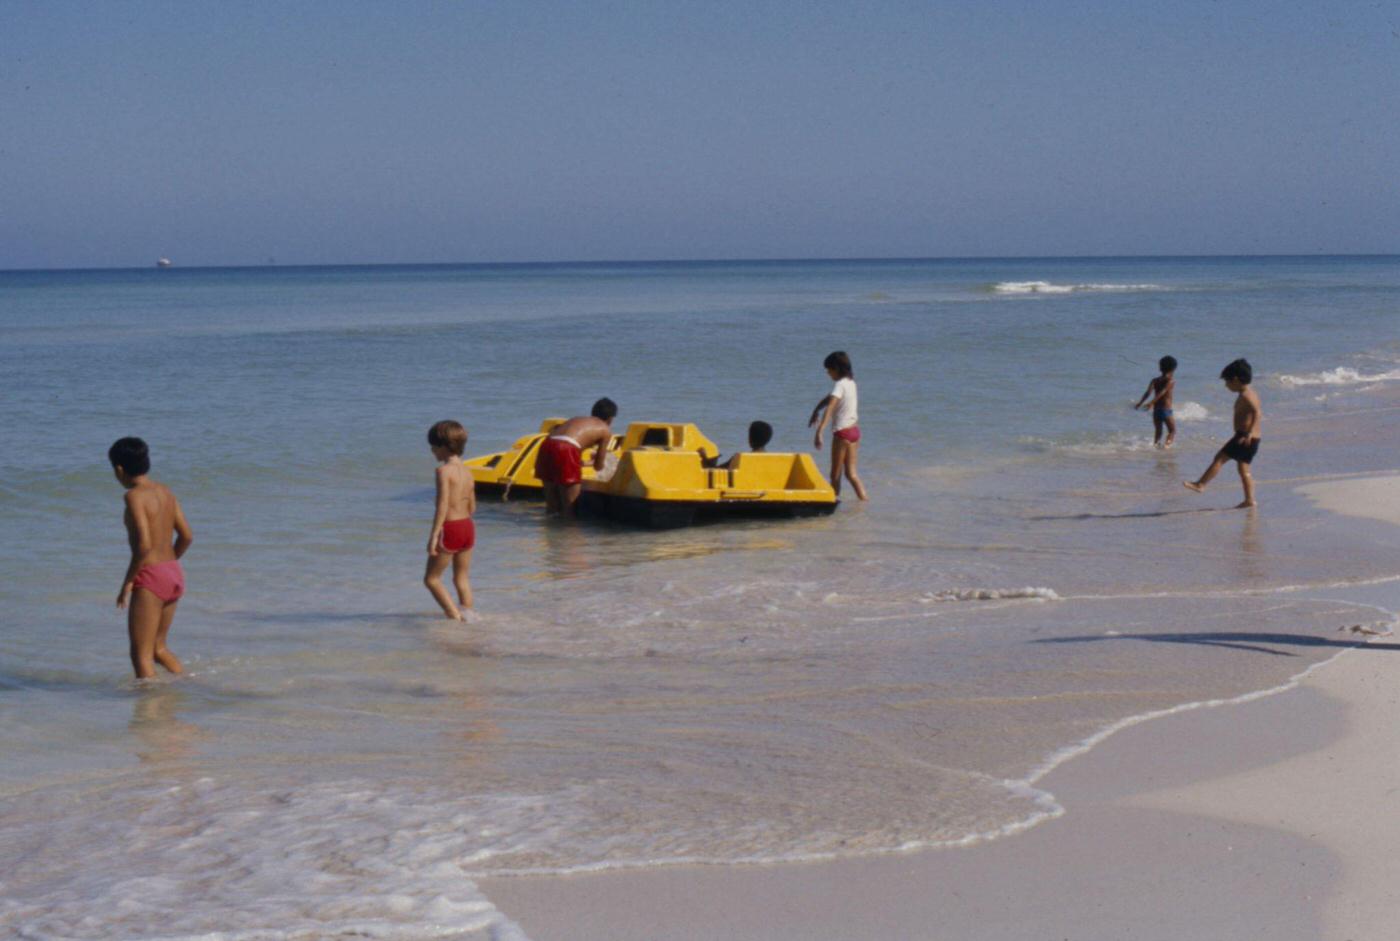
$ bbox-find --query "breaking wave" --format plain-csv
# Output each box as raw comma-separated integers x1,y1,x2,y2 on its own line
989,281,1166,295
1276,366,1400,388
1172,401,1210,422
1020,433,1162,456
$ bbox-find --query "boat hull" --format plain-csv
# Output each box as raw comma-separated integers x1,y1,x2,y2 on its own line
579,491,837,528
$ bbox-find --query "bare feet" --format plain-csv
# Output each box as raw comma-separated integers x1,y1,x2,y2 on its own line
1235,500,1257,509
1183,481,1204,493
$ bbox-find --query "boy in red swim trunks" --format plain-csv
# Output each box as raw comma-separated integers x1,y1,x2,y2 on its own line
536,398,618,516
110,437,192,679
425,420,477,621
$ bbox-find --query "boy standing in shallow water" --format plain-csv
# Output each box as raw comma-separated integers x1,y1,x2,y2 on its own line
110,437,192,679
425,420,476,621
1135,355,1177,448
1185,358,1262,508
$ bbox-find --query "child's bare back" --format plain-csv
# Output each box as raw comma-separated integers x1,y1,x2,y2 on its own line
1150,374,1174,410
437,460,475,521
124,482,181,565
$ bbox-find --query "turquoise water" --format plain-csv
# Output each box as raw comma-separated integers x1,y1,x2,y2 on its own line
3,257,1400,939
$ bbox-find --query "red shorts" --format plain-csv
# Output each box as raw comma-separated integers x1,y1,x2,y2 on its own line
440,518,476,553
132,559,185,603
536,437,583,485
834,426,861,443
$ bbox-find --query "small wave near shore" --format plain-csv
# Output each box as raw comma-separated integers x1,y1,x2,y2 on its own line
1277,366,1400,387
989,281,1167,295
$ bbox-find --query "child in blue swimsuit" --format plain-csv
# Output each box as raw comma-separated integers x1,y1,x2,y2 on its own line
1135,355,1177,448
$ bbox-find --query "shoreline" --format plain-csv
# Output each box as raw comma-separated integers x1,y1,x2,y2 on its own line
482,474,1400,940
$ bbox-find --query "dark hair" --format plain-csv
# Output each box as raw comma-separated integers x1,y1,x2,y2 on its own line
748,420,773,450
108,437,151,476
427,419,468,456
1220,358,1253,385
823,351,853,379
1159,355,1177,374
591,397,618,422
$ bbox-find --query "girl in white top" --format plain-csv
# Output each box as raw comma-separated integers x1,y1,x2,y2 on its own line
808,350,869,501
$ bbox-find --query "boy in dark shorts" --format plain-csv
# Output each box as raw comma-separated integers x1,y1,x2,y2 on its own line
1135,355,1177,448
1184,359,1262,508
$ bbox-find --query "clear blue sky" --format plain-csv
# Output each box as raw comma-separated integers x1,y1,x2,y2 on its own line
3,1,1397,268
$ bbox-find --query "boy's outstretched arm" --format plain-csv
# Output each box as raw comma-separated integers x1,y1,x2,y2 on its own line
1138,377,1174,410
808,395,834,427
811,394,839,449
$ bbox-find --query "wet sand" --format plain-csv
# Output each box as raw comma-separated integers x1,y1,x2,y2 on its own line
482,475,1400,940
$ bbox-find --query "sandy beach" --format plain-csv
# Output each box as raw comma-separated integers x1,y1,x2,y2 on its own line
483,475,1400,940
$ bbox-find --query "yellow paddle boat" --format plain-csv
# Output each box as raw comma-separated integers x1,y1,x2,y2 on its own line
467,419,838,527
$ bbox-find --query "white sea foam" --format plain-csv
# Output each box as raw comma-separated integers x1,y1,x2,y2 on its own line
990,281,1166,295
927,586,1062,602
1021,433,1163,456
1276,366,1400,388
1172,400,1210,422
0,778,535,941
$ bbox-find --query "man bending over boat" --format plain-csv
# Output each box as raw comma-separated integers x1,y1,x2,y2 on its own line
537,398,618,516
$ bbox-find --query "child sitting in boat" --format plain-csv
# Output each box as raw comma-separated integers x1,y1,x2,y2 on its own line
720,420,773,469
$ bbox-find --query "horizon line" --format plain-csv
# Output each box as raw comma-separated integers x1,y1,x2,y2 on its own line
4,251,1399,275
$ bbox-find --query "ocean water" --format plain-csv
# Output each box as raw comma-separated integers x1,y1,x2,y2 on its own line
3,256,1400,939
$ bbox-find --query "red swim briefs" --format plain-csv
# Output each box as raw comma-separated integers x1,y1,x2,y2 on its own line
834,426,862,443
440,518,476,553
132,559,185,603
535,437,583,485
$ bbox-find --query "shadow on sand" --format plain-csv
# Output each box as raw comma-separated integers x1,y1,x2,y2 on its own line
1028,507,1225,522
1034,631,1400,658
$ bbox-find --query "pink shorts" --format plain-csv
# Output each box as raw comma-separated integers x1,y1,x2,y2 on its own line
132,559,185,604
834,426,861,443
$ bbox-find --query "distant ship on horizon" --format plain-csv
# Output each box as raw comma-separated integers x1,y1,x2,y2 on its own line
156,257,173,268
